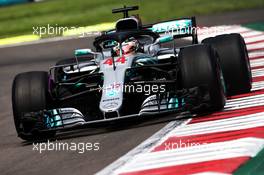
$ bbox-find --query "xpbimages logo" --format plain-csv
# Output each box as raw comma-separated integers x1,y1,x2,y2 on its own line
32,24,100,37
99,83,166,96
163,140,208,150
32,140,100,154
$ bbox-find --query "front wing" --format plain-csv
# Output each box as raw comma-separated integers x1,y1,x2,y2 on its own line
19,86,211,134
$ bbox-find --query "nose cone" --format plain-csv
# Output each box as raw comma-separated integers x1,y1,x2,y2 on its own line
99,54,135,114
100,85,123,113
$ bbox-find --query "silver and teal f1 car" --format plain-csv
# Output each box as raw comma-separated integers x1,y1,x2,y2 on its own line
12,6,252,141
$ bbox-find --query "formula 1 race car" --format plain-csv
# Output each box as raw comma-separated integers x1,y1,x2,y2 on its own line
12,6,252,140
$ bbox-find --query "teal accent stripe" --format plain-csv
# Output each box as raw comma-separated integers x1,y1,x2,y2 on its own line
169,98,178,109
53,109,62,127
233,147,264,175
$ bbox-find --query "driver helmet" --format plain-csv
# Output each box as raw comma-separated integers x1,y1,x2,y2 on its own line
113,38,139,56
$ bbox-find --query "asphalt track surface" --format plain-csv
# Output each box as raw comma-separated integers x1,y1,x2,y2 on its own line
0,8,263,175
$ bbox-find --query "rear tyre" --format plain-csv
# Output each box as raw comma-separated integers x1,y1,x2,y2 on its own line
179,44,226,111
12,71,55,141
202,33,252,96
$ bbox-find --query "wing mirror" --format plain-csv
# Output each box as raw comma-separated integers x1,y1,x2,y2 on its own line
102,40,118,49
75,49,94,56
74,49,103,64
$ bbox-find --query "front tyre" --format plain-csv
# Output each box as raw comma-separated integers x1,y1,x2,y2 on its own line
12,71,55,141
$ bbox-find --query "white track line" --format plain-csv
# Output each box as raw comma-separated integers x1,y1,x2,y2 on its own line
246,35,264,43
169,112,264,136
252,81,264,90
114,138,264,174
247,43,264,51
252,69,264,77
243,31,264,38
249,52,264,58
250,58,264,67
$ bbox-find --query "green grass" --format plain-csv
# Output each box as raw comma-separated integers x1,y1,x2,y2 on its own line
0,0,264,38
243,22,264,31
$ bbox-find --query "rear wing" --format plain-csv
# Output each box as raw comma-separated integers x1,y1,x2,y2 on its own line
143,17,198,44
107,6,198,44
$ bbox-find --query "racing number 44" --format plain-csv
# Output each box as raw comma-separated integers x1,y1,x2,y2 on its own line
103,56,126,65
